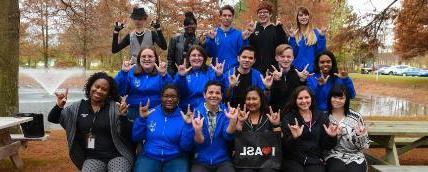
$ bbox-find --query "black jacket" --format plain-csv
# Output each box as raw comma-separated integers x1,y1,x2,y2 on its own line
167,33,201,75
281,110,337,165
270,66,306,112
249,23,288,74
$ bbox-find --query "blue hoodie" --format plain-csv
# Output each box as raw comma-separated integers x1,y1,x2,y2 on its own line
205,27,249,71
174,68,226,110
115,67,173,108
289,29,326,73
193,103,234,166
132,105,194,161
307,74,356,111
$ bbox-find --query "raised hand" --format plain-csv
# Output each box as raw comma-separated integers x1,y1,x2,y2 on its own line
334,67,349,79
181,104,194,124
319,26,328,36
117,95,130,115
114,21,124,32
121,58,134,72
286,26,298,38
266,106,281,126
237,104,249,122
139,99,154,118
228,67,241,88
275,17,282,26
354,125,367,136
324,123,340,137
224,102,239,121
155,57,167,76
176,58,192,76
317,72,330,85
271,65,283,81
210,58,225,77
151,19,161,30
288,118,304,139
207,28,217,39
54,88,68,108
295,64,313,81
242,29,253,40
260,69,274,90
192,111,204,132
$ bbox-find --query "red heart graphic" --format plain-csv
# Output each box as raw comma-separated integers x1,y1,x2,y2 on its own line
262,147,272,156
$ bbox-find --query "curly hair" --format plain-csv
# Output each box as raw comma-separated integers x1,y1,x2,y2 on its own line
84,72,120,102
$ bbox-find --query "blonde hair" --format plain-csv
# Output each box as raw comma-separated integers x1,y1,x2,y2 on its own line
295,7,317,46
275,44,293,56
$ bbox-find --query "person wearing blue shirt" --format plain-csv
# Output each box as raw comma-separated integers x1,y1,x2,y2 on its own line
287,7,327,73
307,50,356,112
115,47,172,120
224,45,273,107
191,81,239,172
133,85,194,172
205,5,250,71
174,45,226,110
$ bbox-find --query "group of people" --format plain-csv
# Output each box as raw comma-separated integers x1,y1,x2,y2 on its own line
48,2,370,172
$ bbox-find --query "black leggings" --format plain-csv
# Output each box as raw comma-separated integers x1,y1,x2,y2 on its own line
282,159,325,172
326,158,367,172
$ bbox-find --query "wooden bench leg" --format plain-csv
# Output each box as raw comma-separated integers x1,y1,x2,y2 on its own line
384,135,400,165
10,152,24,169
397,136,428,156
0,128,24,169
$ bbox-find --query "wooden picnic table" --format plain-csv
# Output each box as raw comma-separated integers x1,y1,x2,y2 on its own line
366,120,428,166
0,117,33,169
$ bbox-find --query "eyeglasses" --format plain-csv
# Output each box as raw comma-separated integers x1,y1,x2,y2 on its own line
258,10,270,14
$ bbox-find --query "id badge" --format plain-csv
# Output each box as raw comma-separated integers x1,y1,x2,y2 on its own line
87,134,95,149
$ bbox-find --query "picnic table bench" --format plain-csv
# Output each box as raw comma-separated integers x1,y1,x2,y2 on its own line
0,117,33,169
366,120,428,166
371,165,428,172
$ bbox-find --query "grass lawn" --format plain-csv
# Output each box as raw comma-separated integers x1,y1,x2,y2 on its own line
350,73,428,89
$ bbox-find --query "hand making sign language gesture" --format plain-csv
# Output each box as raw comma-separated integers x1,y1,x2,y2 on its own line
318,26,328,36
54,88,68,108
288,118,304,140
266,106,281,126
260,69,274,90
154,56,168,77
295,64,313,82
228,67,241,88
317,71,330,86
192,111,204,133
117,95,130,116
206,27,217,39
334,66,349,79
121,58,134,72
210,58,225,77
139,99,155,118
354,124,367,136
225,102,239,121
271,65,283,81
285,26,298,38
323,123,340,137
181,104,194,124
176,58,193,76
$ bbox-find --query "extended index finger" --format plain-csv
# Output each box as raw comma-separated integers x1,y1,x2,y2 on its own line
303,64,309,71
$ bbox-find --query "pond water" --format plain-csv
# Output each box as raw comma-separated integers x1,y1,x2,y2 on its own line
18,88,428,130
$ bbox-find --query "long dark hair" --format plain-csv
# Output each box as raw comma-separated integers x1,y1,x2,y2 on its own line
327,84,351,115
244,86,269,115
314,50,338,76
283,86,316,114
185,45,208,71
84,72,120,102
134,47,159,76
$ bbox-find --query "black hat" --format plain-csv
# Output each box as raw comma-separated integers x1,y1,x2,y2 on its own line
130,7,147,20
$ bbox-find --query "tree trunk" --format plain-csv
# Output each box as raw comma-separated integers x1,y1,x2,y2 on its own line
0,0,20,117
268,0,278,22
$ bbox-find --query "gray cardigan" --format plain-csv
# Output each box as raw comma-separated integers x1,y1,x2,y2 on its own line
50,100,134,169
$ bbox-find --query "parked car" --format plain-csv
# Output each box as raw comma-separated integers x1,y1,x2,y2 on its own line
401,68,428,77
381,65,411,75
416,69,428,77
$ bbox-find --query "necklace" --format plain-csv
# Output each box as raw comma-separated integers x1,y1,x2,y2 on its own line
135,32,144,36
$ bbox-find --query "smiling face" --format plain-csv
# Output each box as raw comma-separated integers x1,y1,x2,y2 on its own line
90,79,110,103
319,55,332,74
331,94,346,110
296,90,312,111
133,17,147,29
245,90,261,113
257,9,271,25
139,49,157,71
297,11,310,26
220,9,233,27
238,50,255,70
188,49,204,68
276,48,294,69
204,85,222,107
161,88,179,111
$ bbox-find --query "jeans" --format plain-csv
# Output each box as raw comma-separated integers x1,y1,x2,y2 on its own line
134,155,188,172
